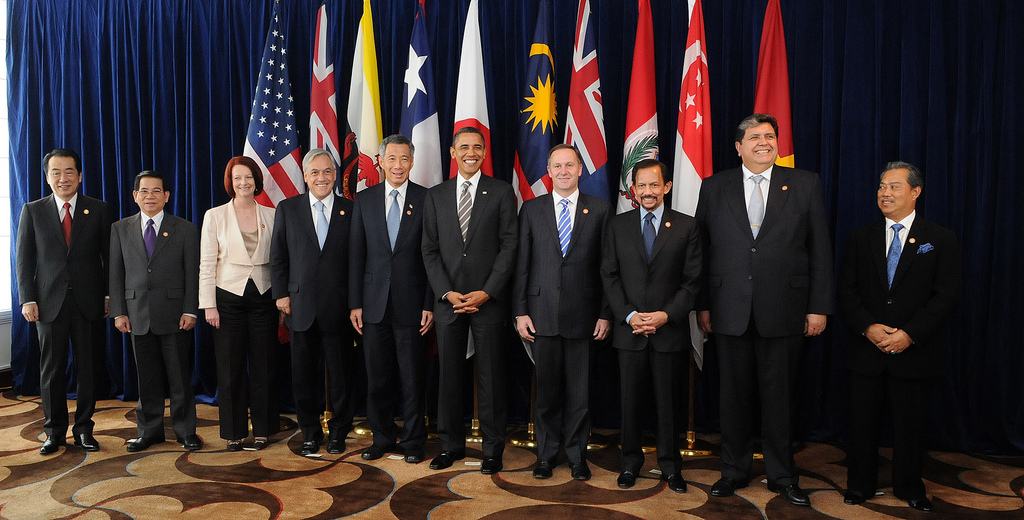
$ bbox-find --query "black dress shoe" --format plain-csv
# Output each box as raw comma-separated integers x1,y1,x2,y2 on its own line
326,439,345,454
253,438,269,450
300,439,321,455
481,456,503,475
403,448,424,464
127,437,165,453
664,473,688,493
532,459,554,479
907,498,934,512
429,450,465,470
361,444,393,460
617,471,637,489
40,436,66,455
767,483,810,507
74,433,100,452
570,462,592,481
710,477,748,497
844,491,867,505
179,435,202,451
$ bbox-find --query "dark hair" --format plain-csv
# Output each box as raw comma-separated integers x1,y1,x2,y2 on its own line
632,159,670,185
734,113,780,143
881,161,924,189
43,148,82,173
134,170,167,192
223,156,264,198
379,134,415,158
547,143,583,164
452,126,485,146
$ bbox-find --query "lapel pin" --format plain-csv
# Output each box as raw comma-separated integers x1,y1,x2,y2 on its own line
781,185,789,191
408,204,414,209
261,223,265,229
482,191,488,195
582,208,589,214
162,231,168,237
83,209,90,215
339,210,345,216
406,210,412,215
909,237,916,244
665,221,672,228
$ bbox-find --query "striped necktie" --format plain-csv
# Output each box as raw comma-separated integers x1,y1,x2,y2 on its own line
557,199,571,256
458,181,472,241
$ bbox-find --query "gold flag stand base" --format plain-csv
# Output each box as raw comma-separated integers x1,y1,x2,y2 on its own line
320,411,332,436
679,430,715,457
351,419,372,437
619,433,658,454
509,423,537,449
586,432,610,451
466,418,484,443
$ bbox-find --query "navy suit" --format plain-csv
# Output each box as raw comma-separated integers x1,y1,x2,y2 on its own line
349,181,433,450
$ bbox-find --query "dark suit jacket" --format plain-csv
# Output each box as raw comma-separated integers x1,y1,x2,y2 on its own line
349,181,433,326
271,193,352,333
109,213,199,335
840,218,960,379
514,193,611,339
17,194,110,322
695,166,834,337
601,208,702,352
421,174,518,324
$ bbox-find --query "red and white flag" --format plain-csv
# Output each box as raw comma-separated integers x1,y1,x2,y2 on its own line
617,0,659,213
450,0,493,177
754,0,795,167
672,0,713,368
348,0,383,190
310,1,343,183
565,0,609,201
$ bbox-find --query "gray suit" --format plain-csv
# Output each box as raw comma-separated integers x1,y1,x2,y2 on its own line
109,212,199,441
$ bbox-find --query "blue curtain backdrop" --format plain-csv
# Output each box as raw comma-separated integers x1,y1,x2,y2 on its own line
7,0,1023,455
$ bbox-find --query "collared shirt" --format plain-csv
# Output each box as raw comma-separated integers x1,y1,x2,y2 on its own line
54,192,79,220
139,210,165,236
454,171,482,206
638,203,666,236
552,189,580,230
308,191,334,235
384,180,409,223
884,210,916,257
742,164,774,208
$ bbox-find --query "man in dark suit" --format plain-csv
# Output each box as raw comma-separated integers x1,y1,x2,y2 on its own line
17,148,110,454
349,134,434,464
601,159,701,493
421,127,518,474
514,144,610,481
696,114,834,506
839,161,960,513
109,170,201,452
271,148,354,456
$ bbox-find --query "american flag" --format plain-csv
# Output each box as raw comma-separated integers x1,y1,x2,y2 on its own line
244,3,303,207
565,0,609,201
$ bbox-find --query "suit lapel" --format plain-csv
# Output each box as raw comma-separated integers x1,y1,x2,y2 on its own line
723,170,752,240
625,209,648,261
758,167,790,239
393,184,420,253
149,214,174,262
300,195,320,248
124,214,147,261
463,176,492,248
871,221,889,288
565,195,588,256
650,210,674,262
890,220,923,290
42,195,68,252
367,187,392,252
535,194,561,255
323,195,347,253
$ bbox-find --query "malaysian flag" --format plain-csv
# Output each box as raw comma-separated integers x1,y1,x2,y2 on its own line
565,0,609,201
400,0,442,188
244,2,302,207
512,0,557,208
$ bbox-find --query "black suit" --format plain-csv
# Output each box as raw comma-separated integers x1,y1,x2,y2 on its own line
421,174,518,457
271,193,354,443
601,207,702,475
109,212,200,440
16,194,109,439
695,166,834,486
840,217,960,500
514,193,610,465
349,181,433,450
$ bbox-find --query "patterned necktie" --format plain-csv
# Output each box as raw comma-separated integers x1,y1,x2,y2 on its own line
62,202,72,246
314,200,328,249
143,218,156,258
643,212,656,260
886,223,904,288
748,174,766,238
387,189,401,250
458,180,472,241
557,199,571,256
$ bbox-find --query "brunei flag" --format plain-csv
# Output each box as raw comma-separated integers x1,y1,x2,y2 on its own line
753,0,794,167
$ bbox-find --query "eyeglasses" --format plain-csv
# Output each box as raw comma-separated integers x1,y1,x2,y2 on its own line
137,188,165,195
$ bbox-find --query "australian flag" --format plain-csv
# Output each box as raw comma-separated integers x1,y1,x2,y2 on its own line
400,0,442,188
512,0,558,207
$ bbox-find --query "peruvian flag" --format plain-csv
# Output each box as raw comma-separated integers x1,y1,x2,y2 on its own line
450,0,494,177
754,0,795,167
671,0,713,368
347,0,383,190
617,0,659,213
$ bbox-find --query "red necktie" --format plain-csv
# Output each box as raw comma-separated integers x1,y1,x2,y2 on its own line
62,202,72,246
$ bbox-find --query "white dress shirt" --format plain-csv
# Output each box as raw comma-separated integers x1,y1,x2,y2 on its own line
884,210,917,257
552,189,580,230
308,191,334,234
742,164,774,208
384,180,409,223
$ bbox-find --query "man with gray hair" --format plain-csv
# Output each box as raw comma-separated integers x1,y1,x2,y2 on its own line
349,134,434,463
271,148,354,456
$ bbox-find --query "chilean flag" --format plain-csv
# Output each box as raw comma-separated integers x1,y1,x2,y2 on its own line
400,0,443,188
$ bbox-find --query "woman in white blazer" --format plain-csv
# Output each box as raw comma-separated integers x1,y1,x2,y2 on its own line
199,157,279,450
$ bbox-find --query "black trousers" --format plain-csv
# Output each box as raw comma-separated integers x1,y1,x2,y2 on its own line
131,330,196,440
618,346,685,475
36,296,101,438
534,335,592,465
213,281,279,440
848,370,934,500
290,320,354,442
363,302,427,450
716,320,803,486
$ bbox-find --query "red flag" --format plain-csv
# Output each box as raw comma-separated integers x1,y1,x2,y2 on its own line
451,0,494,177
618,0,659,213
754,0,794,167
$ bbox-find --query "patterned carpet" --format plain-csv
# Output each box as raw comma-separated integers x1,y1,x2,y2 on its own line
0,390,1021,519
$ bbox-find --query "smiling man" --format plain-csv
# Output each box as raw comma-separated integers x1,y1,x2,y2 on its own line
695,114,834,506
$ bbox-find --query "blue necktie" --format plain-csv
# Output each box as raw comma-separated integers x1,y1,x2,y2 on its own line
387,189,401,250
143,218,156,258
314,200,328,249
557,199,571,256
886,223,904,288
643,212,656,260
